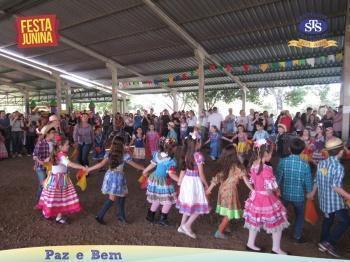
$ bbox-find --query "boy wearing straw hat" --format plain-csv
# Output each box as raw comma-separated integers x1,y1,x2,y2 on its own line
309,138,350,258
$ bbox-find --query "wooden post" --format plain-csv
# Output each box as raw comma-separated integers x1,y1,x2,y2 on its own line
195,49,205,117
54,73,62,117
342,2,350,141
241,88,247,113
107,62,118,127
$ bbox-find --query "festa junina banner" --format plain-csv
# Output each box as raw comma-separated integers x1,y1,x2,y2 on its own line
16,15,59,48
0,246,345,262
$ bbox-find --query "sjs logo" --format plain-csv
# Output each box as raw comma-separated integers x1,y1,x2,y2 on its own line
298,18,328,35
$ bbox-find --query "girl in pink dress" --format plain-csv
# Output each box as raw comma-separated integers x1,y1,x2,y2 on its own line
146,124,160,158
243,139,289,254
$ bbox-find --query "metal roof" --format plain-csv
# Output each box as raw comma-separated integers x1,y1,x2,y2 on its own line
0,0,346,104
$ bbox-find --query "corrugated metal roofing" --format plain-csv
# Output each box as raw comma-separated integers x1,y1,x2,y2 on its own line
0,0,346,101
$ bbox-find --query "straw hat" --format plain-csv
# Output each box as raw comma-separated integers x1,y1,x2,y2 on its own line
40,123,56,135
325,137,343,151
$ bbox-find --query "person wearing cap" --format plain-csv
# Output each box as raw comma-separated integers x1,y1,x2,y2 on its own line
309,138,350,258
332,106,342,138
32,123,57,201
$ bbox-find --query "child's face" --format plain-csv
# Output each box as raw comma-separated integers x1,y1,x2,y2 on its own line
256,124,262,131
210,126,215,133
149,125,155,131
137,128,142,134
61,141,69,153
238,126,243,133
303,130,309,137
46,130,56,141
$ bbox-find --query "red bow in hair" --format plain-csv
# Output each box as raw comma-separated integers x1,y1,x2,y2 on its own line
55,135,62,143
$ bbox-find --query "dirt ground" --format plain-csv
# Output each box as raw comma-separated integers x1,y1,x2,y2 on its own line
0,150,349,259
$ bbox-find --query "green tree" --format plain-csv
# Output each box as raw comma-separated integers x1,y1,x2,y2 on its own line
267,86,306,111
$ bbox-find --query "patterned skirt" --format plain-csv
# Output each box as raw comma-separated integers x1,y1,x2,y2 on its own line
133,147,145,159
101,170,128,196
237,141,249,154
176,170,210,215
146,173,176,205
36,173,81,218
243,191,289,233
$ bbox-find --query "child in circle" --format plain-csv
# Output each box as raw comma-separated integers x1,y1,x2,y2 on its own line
88,135,144,224
243,139,289,254
207,145,252,239
204,125,231,160
36,136,87,224
142,138,178,226
146,124,160,158
176,132,209,238
130,127,146,160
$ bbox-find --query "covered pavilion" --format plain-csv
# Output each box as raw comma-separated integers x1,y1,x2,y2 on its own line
0,0,348,139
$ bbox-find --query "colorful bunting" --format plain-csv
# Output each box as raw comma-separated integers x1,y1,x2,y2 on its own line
292,60,299,66
209,64,217,72
286,60,293,68
279,61,286,68
181,72,189,80
224,64,233,73
306,58,315,67
336,53,343,62
271,62,279,70
299,59,306,66
168,74,174,85
259,63,269,72
242,64,249,73
327,54,335,62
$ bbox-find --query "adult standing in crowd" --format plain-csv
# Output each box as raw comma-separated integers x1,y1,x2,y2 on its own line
237,109,248,131
133,110,143,131
114,112,125,133
332,106,342,138
73,112,94,166
224,108,235,134
124,113,134,137
207,107,223,132
187,110,197,133
247,109,255,136
0,110,11,157
160,109,171,137
102,111,111,138
10,111,24,157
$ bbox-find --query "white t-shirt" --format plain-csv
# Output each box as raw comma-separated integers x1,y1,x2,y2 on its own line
207,112,223,130
187,116,197,127
247,114,255,132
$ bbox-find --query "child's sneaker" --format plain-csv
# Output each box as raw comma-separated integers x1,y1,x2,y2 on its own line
214,230,227,239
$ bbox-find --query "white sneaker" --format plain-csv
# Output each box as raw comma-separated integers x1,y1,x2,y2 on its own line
177,226,185,234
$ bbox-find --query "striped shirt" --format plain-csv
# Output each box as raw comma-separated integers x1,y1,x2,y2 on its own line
316,156,346,214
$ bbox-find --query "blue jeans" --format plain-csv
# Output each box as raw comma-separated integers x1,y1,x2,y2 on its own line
36,167,47,201
283,200,304,240
321,209,350,246
78,143,92,166
11,131,23,154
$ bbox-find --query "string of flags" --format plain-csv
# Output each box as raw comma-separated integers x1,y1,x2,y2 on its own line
120,52,343,88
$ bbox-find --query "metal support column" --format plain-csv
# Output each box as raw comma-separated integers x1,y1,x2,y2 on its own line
342,2,350,141
24,91,29,115
241,89,247,113
65,83,72,115
195,49,205,116
107,62,118,126
54,73,62,117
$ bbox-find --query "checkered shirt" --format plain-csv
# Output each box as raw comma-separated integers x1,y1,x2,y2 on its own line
316,156,346,214
277,154,313,202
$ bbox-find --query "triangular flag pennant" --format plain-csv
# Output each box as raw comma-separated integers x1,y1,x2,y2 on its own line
209,64,216,72
224,64,233,72
119,82,123,88
242,64,249,72
175,75,181,81
139,81,143,88
190,70,195,76
292,60,299,66
336,53,343,62
286,60,293,68
181,72,189,80
306,58,315,67
279,61,286,68
319,56,326,64
299,59,306,66
154,79,159,85
271,62,279,70
250,64,259,70
218,64,224,71
147,80,153,86
327,54,335,62
168,74,174,85
259,64,269,72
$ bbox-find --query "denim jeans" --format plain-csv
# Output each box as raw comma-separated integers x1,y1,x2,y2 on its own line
36,167,47,201
282,200,305,240
11,131,23,154
78,143,92,166
321,209,350,246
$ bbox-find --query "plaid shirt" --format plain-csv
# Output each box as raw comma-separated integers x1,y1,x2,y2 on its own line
277,154,313,202
316,156,346,214
33,139,50,169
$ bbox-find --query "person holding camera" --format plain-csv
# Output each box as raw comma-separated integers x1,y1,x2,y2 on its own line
10,111,24,157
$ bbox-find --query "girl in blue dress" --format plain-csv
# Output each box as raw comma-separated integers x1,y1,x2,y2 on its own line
130,127,146,160
88,135,144,224
205,125,231,160
141,138,179,225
